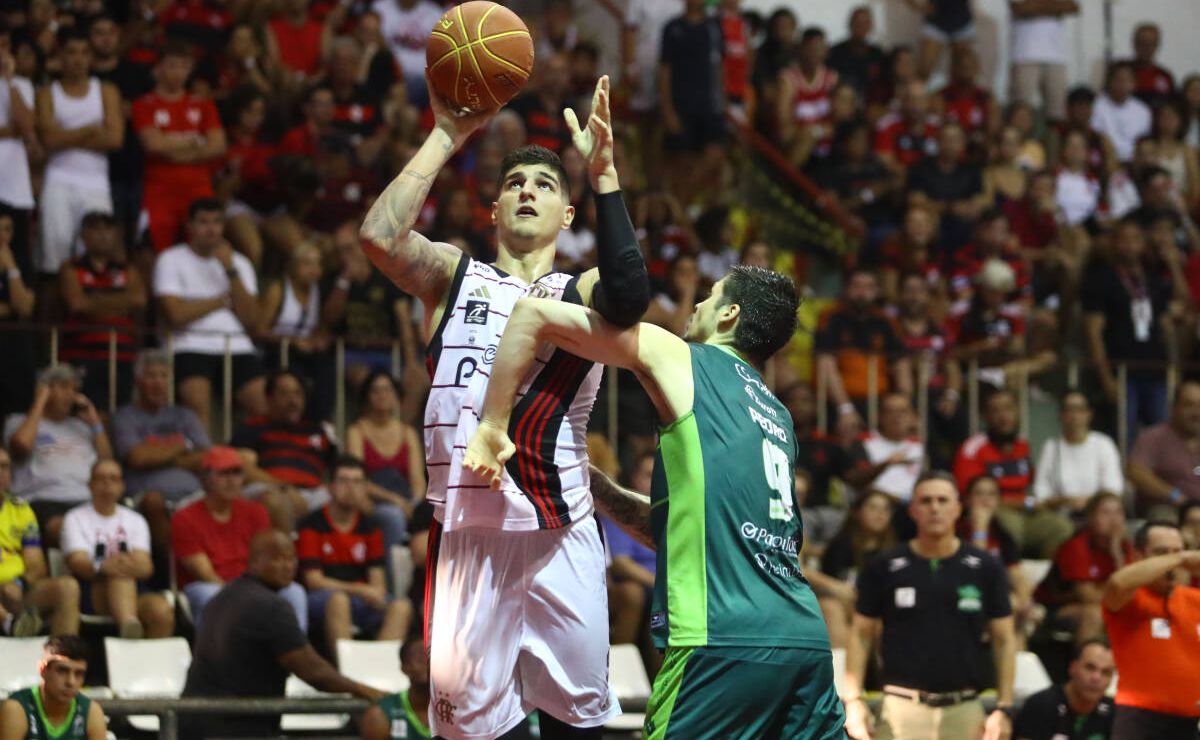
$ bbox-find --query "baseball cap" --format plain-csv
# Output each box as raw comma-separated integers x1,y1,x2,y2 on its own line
202,446,243,472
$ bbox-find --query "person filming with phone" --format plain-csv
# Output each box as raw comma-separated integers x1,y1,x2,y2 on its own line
2,364,113,548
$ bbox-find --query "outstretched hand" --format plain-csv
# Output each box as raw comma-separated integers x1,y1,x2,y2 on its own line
463,419,516,490
564,75,616,188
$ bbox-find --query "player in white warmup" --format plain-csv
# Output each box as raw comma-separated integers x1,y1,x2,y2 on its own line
359,75,648,740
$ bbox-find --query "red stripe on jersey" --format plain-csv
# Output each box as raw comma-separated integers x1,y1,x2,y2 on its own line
511,356,579,527
423,519,442,650
512,371,567,526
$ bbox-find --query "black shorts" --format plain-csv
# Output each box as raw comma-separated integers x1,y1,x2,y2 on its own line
665,111,725,153
30,500,79,533
174,351,265,393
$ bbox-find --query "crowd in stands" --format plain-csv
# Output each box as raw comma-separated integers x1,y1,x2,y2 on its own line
0,0,1200,735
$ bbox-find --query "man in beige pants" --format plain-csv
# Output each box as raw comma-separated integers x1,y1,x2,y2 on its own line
843,472,1017,740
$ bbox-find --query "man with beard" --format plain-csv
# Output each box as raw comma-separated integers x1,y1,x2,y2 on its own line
954,389,1071,558
815,269,912,443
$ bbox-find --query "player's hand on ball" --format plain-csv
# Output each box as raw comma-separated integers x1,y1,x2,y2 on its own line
427,71,494,149
564,75,614,186
464,419,516,490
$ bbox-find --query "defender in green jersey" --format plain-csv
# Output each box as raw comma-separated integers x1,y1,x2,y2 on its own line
361,640,431,740
466,266,845,739
0,636,105,740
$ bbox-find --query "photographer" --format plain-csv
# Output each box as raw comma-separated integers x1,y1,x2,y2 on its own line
2,365,113,548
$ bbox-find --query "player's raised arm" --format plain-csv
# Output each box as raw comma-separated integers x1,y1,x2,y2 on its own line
568,76,650,328
464,298,692,487
358,78,491,307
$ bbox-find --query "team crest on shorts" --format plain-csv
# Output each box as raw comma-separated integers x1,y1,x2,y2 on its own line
435,692,457,725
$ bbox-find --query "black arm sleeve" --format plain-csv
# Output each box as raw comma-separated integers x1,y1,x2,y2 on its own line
591,190,650,328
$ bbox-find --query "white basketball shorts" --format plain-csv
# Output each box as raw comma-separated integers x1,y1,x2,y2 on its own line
426,515,621,739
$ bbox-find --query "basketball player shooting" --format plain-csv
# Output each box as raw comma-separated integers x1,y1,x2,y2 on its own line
358,72,649,739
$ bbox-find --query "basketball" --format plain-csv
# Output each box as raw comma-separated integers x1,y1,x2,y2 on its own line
426,1,534,113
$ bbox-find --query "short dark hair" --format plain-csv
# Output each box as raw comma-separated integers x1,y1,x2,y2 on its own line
161,38,194,61
399,637,423,663
332,455,365,477
800,27,826,43
265,369,304,398
44,635,89,663
1084,491,1124,521
913,469,959,496
497,145,570,199
80,211,116,229
1067,86,1096,106
57,27,91,49
1059,388,1090,408
719,266,800,364
1134,519,1179,550
1071,637,1110,662
1106,60,1135,86
188,197,224,221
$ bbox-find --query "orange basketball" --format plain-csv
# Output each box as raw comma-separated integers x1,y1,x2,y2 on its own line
426,1,534,113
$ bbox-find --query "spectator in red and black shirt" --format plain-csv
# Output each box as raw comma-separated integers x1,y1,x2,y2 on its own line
232,370,337,531
296,456,411,657
1036,492,1132,643
947,209,1030,307
59,212,146,410
874,79,939,175
894,273,965,467
321,36,388,167
955,388,1072,558
1126,23,1175,108
827,6,887,103
278,84,336,159
937,46,996,154
267,0,329,82
815,269,912,442
508,53,572,154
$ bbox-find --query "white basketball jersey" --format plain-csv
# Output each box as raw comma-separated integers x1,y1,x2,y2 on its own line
425,257,601,531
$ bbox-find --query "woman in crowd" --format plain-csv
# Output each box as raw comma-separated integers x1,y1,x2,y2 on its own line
1150,100,1200,207
957,475,1040,647
345,370,426,569
258,242,333,421
984,126,1031,205
807,490,896,649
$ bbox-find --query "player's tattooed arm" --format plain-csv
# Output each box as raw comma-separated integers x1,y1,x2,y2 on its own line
588,465,654,550
359,78,491,304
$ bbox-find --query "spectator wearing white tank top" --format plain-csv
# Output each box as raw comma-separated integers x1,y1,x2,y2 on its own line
259,242,335,422
0,28,36,279
34,31,122,277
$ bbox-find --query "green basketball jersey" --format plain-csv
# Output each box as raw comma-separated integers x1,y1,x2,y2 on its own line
376,691,431,739
649,343,831,650
7,687,90,740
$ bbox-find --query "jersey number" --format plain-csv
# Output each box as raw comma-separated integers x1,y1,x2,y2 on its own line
762,439,795,522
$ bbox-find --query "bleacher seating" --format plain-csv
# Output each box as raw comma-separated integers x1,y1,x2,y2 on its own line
104,636,192,732
336,639,410,693
606,644,652,732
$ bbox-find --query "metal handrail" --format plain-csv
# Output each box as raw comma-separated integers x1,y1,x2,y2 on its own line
97,696,369,740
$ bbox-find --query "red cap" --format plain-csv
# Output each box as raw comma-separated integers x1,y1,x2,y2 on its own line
202,446,243,472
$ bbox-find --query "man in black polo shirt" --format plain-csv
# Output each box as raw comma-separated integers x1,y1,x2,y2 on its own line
1014,639,1114,740
181,530,382,740
843,471,1016,740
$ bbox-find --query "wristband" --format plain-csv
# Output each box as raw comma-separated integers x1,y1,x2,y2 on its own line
838,402,856,416
335,277,351,291
90,423,103,437
1170,489,1184,504
6,268,19,280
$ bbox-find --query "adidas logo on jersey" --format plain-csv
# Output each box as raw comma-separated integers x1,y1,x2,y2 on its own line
467,286,492,299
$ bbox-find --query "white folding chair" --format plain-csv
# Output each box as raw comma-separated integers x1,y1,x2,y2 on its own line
281,675,349,731
1013,650,1052,701
0,637,48,697
390,545,414,598
605,644,651,731
336,639,410,693
104,637,192,732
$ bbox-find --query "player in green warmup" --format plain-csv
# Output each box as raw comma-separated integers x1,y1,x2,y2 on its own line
0,636,105,740
361,639,431,740
465,266,845,739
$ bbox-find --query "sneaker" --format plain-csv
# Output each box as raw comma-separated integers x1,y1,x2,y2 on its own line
12,608,43,637
119,620,144,640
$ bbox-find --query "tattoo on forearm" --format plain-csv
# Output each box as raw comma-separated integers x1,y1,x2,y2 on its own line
401,169,434,185
591,474,652,544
